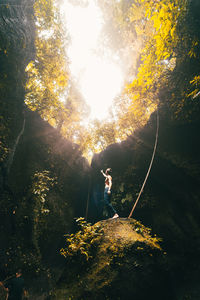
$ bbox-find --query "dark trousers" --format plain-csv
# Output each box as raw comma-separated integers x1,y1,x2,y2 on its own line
104,187,116,217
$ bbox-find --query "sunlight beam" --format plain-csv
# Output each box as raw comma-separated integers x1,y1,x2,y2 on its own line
62,0,124,120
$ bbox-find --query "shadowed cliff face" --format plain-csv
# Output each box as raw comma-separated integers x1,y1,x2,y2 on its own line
0,2,89,296
0,2,91,298
0,108,90,298
8,107,90,239
0,0,35,183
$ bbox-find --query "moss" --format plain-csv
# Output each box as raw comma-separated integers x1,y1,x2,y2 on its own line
53,218,164,300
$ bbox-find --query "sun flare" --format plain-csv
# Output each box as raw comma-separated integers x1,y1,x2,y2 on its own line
62,0,124,120
80,56,123,119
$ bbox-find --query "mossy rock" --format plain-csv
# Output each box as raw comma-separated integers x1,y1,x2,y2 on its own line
53,218,171,300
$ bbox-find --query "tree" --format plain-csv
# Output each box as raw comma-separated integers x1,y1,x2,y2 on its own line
125,0,200,123
25,0,69,129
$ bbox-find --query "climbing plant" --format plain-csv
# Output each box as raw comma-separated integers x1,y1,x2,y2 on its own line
31,170,57,253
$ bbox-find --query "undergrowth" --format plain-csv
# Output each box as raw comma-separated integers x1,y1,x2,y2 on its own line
60,218,103,263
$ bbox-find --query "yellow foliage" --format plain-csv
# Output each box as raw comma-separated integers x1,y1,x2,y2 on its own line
125,0,187,114
188,40,198,58
25,0,69,129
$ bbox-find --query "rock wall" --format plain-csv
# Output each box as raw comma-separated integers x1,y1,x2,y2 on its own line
0,2,90,296
0,107,90,298
0,0,35,184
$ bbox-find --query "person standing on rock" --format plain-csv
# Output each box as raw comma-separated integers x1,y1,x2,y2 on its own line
101,168,119,219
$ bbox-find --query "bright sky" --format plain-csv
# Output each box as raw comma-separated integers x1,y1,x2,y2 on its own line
62,0,124,120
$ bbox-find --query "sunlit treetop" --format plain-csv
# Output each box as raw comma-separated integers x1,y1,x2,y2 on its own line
25,0,199,161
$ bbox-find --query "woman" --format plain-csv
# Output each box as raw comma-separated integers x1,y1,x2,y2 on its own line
101,168,119,219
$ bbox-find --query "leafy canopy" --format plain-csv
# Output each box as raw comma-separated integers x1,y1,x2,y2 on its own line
25,0,200,160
